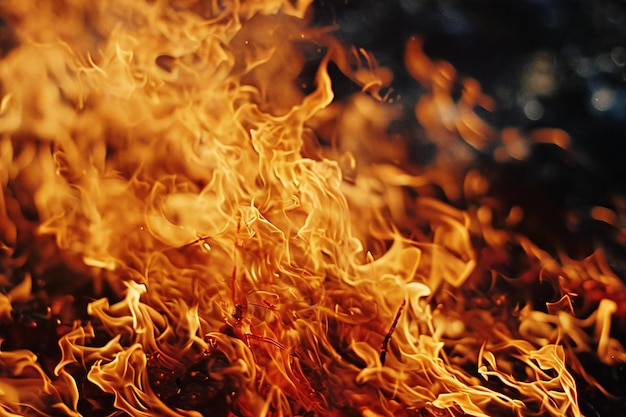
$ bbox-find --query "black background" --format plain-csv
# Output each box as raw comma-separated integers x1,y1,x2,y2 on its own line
312,0,626,189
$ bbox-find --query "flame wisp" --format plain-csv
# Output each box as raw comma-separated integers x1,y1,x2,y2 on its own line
0,1,624,416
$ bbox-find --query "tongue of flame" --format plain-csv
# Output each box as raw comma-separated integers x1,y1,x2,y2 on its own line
0,1,624,416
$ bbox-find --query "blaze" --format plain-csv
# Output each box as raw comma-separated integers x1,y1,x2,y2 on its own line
0,1,623,416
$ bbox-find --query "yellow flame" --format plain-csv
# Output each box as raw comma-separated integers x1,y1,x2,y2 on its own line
0,1,623,416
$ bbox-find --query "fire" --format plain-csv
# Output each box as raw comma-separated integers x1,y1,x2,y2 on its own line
0,1,624,416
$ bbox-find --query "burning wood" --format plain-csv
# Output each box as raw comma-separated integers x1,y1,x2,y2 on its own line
0,1,624,416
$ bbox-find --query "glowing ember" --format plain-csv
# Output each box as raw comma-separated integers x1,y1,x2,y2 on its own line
0,1,624,416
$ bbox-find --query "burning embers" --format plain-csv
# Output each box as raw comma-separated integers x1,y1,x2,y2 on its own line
0,0,625,416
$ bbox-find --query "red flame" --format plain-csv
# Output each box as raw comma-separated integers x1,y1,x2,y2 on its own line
0,1,624,416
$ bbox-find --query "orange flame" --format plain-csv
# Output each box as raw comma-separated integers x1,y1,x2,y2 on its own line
0,1,624,416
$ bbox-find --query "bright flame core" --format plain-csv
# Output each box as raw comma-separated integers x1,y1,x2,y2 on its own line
0,1,624,416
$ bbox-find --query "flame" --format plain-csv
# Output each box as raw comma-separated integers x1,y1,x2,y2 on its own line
0,1,624,416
